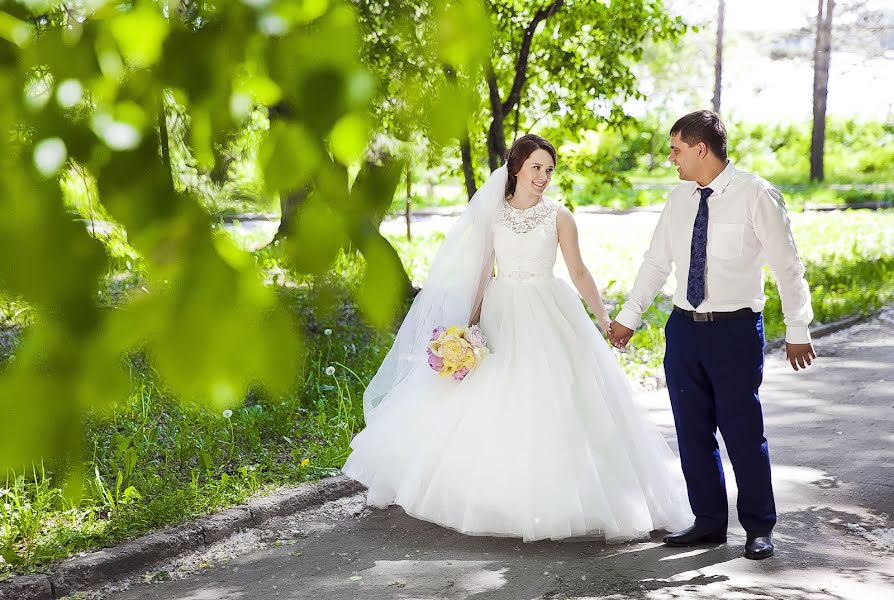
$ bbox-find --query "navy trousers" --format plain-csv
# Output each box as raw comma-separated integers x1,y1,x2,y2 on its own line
664,309,776,536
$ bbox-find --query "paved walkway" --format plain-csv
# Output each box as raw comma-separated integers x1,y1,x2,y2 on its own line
99,308,894,599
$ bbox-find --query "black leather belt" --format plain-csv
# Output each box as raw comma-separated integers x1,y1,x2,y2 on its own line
672,306,756,322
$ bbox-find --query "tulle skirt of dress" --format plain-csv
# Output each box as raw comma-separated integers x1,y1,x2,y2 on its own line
342,276,693,542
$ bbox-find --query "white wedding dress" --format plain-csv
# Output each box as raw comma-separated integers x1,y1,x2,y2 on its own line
343,197,692,542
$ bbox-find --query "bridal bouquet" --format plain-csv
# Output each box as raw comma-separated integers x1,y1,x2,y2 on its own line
426,325,489,381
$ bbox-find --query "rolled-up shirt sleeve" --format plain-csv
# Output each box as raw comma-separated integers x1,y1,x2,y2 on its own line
615,200,675,331
752,187,814,344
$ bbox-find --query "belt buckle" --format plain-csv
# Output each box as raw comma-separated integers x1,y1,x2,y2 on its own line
692,311,712,322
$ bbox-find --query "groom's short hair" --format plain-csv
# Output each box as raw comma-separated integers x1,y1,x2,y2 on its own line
670,111,728,161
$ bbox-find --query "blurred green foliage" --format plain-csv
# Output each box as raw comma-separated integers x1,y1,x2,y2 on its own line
0,0,490,471
382,118,894,213
550,118,894,207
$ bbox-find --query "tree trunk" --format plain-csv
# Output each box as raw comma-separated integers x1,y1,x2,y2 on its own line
811,0,834,182
712,0,725,115
444,65,478,199
460,132,477,200
209,152,233,185
405,164,412,240
266,99,310,242
273,186,311,241
482,1,564,174
487,118,506,172
486,68,507,172
158,101,171,170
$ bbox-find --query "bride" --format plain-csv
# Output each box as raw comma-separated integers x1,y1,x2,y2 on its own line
343,134,692,542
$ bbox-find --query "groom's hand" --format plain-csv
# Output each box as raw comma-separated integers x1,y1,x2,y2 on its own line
785,342,817,371
608,321,634,349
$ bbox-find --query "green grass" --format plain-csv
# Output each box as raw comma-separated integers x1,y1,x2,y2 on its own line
780,185,894,210
762,211,894,340
389,191,469,213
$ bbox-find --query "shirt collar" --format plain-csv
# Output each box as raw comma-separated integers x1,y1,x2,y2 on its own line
691,161,736,196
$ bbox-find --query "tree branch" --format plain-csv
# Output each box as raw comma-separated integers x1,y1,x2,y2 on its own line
486,66,504,123
501,0,565,116
444,64,478,198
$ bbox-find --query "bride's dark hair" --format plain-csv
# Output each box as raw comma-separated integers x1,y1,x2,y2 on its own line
505,134,557,198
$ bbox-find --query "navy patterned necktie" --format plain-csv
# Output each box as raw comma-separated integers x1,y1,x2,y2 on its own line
686,187,713,309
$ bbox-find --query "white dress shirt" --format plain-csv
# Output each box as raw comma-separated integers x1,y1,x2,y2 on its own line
615,162,814,344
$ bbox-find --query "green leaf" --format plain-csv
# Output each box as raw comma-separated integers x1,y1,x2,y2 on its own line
261,121,321,193
0,174,107,313
427,80,472,145
236,75,282,107
282,194,349,275
355,235,408,330
190,108,214,170
110,4,169,69
28,26,101,81
270,0,331,25
199,449,213,472
135,237,304,408
0,324,85,469
435,0,491,69
329,113,369,166
351,158,406,223
0,11,33,48
96,140,180,234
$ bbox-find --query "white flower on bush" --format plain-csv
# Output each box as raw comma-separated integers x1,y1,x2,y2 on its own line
269,266,286,286
325,365,336,376
222,409,233,419
324,328,332,336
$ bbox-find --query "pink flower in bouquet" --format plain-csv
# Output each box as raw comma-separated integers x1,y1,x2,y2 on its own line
431,326,446,341
464,325,487,348
453,367,470,381
427,348,444,371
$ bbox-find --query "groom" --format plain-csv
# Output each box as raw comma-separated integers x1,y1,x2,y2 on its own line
608,110,816,560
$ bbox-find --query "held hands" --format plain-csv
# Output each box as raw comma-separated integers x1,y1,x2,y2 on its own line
785,342,817,371
604,318,817,367
607,320,634,349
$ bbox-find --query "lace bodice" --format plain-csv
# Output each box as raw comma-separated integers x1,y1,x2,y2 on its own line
498,197,558,234
493,197,560,281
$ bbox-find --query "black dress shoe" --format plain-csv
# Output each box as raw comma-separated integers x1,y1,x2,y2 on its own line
744,536,774,560
663,523,727,547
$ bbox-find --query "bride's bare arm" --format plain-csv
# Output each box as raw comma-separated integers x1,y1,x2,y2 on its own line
557,206,612,334
469,253,495,325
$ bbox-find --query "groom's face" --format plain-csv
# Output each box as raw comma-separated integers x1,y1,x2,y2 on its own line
668,133,701,181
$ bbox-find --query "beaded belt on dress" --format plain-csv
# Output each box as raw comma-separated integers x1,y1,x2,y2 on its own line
497,269,554,281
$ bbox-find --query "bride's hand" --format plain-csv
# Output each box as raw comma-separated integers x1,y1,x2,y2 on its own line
607,320,634,348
